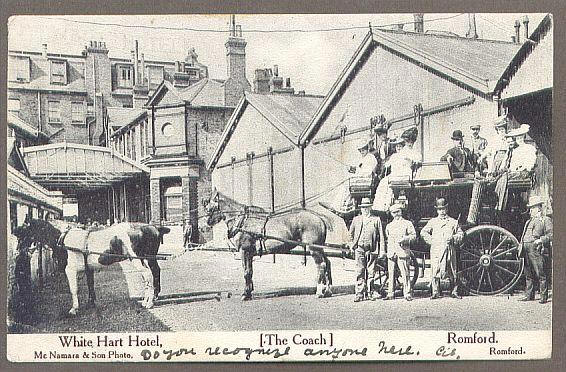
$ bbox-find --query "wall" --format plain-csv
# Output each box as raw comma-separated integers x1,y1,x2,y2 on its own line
152,106,186,157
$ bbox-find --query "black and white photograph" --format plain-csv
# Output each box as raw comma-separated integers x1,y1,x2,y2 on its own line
6,12,553,362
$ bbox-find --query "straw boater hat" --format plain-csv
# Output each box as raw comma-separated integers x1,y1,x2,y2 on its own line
526,195,544,208
356,138,371,150
470,124,481,130
434,198,448,209
506,124,530,138
359,197,373,208
451,130,464,141
389,203,403,213
390,137,405,146
493,115,508,128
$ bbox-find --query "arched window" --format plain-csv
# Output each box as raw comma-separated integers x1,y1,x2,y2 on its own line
161,122,174,137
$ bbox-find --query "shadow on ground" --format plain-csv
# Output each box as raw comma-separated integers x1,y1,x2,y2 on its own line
8,265,170,333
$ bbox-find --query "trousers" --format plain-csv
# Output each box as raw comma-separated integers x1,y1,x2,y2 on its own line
387,254,411,298
355,247,377,297
523,242,548,299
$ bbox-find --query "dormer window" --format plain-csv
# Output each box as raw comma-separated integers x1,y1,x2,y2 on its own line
50,60,67,85
8,55,31,82
117,65,133,88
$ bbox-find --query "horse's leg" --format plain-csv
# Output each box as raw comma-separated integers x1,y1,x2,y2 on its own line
323,254,333,297
85,265,96,308
65,265,80,315
311,249,327,298
241,248,254,301
136,260,155,309
148,259,161,300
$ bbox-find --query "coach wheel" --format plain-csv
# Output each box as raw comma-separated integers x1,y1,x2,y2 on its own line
458,225,524,295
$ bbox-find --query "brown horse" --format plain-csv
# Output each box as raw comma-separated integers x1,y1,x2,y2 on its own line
205,192,333,300
12,219,170,315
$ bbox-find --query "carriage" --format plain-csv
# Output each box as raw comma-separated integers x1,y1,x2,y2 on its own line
345,161,530,296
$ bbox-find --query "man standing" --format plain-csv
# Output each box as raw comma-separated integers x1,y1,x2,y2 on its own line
420,198,464,299
519,196,553,304
469,124,488,168
349,197,385,302
371,122,393,176
384,203,416,301
440,130,476,173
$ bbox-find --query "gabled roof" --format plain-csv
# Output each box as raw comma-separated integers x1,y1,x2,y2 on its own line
106,107,146,135
6,137,29,175
299,29,522,145
8,112,48,141
494,13,553,95
207,91,324,171
145,78,231,108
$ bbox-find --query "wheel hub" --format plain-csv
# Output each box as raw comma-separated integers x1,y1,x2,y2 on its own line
479,254,492,267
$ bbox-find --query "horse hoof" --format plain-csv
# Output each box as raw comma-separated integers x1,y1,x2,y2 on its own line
68,308,78,316
323,290,333,298
241,295,252,301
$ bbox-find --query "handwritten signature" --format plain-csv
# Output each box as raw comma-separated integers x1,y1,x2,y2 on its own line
377,340,420,356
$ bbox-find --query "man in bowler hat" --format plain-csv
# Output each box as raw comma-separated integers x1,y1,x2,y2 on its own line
440,130,476,173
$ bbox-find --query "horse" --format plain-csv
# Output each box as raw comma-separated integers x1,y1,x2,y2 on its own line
204,191,334,300
12,219,170,315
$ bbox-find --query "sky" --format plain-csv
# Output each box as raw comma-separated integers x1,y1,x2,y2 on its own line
7,13,547,96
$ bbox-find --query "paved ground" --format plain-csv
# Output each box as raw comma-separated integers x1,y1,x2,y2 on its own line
120,226,552,331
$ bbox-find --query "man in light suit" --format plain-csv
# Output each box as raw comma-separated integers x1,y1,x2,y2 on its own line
519,196,553,304
348,198,385,302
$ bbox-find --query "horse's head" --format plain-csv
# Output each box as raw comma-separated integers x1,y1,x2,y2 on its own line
12,219,68,271
12,223,35,253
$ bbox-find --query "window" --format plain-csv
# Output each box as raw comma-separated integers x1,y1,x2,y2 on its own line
8,98,20,114
161,122,174,137
118,65,133,88
147,65,164,89
71,102,85,123
167,195,182,209
8,56,31,82
48,101,61,123
50,60,67,85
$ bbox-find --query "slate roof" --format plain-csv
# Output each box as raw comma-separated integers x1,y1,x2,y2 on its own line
8,112,48,141
177,78,228,108
106,107,146,132
207,91,324,171
373,28,521,84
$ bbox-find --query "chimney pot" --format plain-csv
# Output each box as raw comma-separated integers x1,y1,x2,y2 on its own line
413,13,424,33
273,65,279,77
514,20,521,43
522,15,529,40
42,43,48,57
286,78,291,88
511,35,516,43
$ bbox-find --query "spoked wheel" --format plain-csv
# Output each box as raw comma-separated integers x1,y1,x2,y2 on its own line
458,225,524,295
373,253,419,295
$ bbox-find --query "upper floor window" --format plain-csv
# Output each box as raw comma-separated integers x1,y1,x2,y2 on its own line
48,101,61,123
8,98,21,114
117,65,133,88
71,102,86,124
50,60,67,85
147,65,164,90
8,56,31,82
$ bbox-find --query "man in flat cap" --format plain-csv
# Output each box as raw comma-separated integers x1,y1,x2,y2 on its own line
349,197,385,302
469,124,488,170
421,198,464,299
384,202,416,301
519,195,553,304
440,130,476,174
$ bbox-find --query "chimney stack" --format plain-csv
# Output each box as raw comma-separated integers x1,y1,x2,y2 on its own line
131,50,137,86
42,43,48,58
514,19,521,43
511,35,516,43
413,14,424,33
522,15,529,40
273,65,279,77
225,15,252,106
140,53,145,83
286,78,291,88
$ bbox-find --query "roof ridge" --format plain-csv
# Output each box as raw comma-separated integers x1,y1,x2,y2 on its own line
374,27,518,45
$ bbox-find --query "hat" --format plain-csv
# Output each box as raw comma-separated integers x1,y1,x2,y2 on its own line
526,195,544,208
470,124,481,130
434,198,448,209
401,126,418,143
374,124,388,134
451,130,464,141
356,138,371,150
359,198,372,208
389,203,403,213
505,124,530,138
493,115,508,128
390,137,405,146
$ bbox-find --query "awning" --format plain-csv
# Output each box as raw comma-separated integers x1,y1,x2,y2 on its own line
22,143,149,191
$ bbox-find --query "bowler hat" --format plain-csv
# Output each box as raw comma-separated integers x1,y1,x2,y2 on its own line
451,130,464,141
434,198,448,209
526,195,544,208
359,197,372,207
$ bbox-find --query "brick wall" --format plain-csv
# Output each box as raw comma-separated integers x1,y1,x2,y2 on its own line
150,178,161,224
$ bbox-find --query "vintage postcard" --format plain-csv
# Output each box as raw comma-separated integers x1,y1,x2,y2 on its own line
6,13,553,362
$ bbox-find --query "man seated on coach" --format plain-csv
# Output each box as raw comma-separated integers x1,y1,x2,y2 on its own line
440,130,476,175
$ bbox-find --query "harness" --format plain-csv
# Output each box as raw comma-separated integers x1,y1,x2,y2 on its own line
57,227,93,267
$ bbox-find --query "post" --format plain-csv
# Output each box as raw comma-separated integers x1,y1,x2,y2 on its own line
300,145,306,208
37,243,43,289
268,147,275,212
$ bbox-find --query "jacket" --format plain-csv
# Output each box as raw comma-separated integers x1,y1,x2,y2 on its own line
441,146,476,173
349,214,384,254
519,215,553,256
